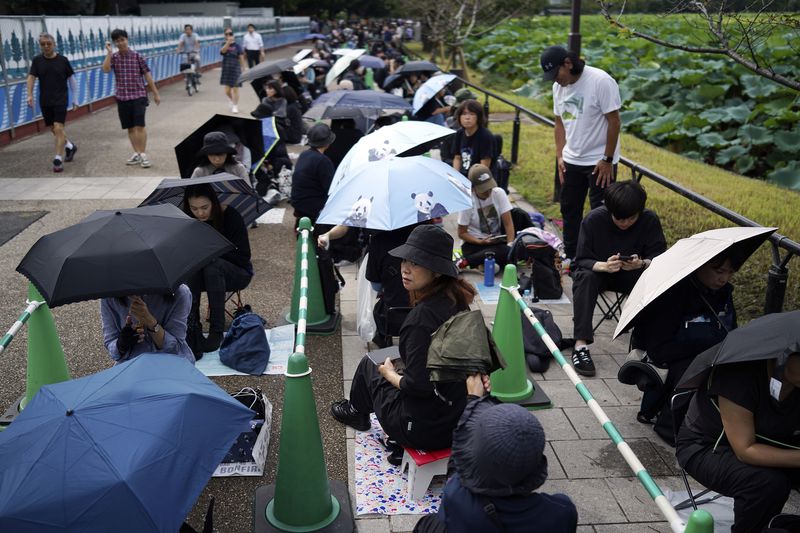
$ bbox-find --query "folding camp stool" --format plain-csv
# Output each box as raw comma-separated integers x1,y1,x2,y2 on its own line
592,291,627,334
400,447,451,501
224,290,246,319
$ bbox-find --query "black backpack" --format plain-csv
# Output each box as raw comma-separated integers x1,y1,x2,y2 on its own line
521,307,563,373
509,233,563,300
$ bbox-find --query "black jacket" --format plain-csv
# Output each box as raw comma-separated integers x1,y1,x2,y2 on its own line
290,148,335,221
394,292,468,449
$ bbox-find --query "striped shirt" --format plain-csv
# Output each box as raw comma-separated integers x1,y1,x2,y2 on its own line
110,49,150,101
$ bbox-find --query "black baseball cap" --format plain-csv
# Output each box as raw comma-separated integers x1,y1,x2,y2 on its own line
540,46,569,81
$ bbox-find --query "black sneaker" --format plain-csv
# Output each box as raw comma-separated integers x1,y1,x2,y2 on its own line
383,438,404,466
53,158,64,173
64,144,77,162
330,400,371,431
572,346,596,377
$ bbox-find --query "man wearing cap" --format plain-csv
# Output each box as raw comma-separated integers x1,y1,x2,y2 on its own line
290,123,336,225
540,45,621,263
456,164,516,271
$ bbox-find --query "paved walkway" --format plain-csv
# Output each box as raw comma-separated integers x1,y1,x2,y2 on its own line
3,57,799,533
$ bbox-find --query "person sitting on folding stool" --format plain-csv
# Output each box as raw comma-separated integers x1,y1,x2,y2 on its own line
570,180,666,376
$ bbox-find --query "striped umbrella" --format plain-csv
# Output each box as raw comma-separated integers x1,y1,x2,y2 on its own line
139,174,268,227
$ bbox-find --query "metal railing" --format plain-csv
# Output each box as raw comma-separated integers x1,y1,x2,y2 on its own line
458,77,799,313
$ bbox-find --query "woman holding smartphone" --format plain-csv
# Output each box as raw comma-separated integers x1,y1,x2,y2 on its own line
219,29,245,113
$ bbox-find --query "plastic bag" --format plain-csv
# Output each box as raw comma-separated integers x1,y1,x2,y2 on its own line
357,254,377,342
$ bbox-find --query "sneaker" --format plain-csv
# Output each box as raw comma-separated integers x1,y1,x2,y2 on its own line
52,158,64,173
231,105,239,114
140,155,152,168
572,346,596,377
330,399,371,431
126,153,142,166
64,144,77,162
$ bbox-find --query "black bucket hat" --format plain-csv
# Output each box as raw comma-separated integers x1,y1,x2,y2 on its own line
452,398,548,496
251,102,274,119
389,225,458,278
307,123,336,148
198,131,236,156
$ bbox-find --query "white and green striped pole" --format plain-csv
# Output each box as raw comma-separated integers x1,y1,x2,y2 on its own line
501,282,713,533
0,299,45,357
293,222,311,353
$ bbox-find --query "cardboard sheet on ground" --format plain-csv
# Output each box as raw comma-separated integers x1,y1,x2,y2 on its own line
474,280,571,305
195,324,295,376
256,207,285,224
355,414,443,515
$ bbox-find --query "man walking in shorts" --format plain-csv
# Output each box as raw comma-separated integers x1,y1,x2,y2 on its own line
102,28,161,168
26,33,79,173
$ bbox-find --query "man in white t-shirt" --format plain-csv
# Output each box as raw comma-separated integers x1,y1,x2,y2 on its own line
177,24,201,71
541,45,621,263
456,164,516,271
243,24,265,68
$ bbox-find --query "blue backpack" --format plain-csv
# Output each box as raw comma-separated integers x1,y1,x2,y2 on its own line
219,312,270,375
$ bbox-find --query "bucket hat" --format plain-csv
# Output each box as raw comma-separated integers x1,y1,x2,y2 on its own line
307,123,337,148
250,102,274,119
198,131,236,156
453,398,548,496
454,87,477,103
468,164,497,194
389,224,458,278
540,45,569,82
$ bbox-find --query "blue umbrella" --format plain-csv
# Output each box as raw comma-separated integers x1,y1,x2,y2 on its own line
304,33,328,40
317,156,473,230
304,89,411,121
358,54,386,69
0,354,253,533
413,73,457,114
252,116,281,173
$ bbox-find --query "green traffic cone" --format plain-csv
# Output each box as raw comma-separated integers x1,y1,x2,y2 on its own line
684,510,714,533
21,283,70,409
364,68,374,89
286,218,339,334
265,352,342,531
490,264,533,403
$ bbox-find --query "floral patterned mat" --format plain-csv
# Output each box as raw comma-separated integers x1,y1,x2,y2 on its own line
354,415,444,515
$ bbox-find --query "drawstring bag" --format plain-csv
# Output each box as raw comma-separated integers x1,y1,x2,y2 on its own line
219,312,270,375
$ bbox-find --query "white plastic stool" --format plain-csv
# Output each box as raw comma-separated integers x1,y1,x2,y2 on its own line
400,447,451,501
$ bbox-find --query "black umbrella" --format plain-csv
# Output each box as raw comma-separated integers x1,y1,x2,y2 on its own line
16,204,234,308
140,174,269,227
677,310,800,390
394,60,440,75
303,89,411,121
174,114,264,179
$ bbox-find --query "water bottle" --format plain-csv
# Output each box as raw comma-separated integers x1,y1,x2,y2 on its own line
484,252,495,287
522,289,531,307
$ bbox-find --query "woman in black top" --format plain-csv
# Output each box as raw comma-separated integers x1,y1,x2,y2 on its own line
183,183,253,351
331,225,476,455
451,99,494,177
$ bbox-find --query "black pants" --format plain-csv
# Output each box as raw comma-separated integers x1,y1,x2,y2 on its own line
571,268,640,343
245,49,261,68
560,162,617,258
348,355,407,444
461,241,510,269
187,257,252,333
677,439,800,533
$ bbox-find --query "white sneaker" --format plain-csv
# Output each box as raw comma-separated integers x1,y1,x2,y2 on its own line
140,154,152,168
126,153,142,165
231,105,239,114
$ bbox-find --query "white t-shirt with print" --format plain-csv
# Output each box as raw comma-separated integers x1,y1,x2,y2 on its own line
553,65,621,166
457,187,513,240
243,32,264,51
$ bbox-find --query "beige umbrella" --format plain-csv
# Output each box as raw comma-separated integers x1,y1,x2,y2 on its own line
325,49,366,86
293,57,318,75
613,226,776,338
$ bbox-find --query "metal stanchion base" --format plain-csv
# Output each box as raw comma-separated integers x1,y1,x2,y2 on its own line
0,394,24,427
253,479,354,533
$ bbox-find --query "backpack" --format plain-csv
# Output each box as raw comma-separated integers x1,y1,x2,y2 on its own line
509,233,563,300
219,312,270,375
521,307,563,373
490,134,512,192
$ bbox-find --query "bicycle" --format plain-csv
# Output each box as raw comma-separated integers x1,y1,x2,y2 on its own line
180,52,200,96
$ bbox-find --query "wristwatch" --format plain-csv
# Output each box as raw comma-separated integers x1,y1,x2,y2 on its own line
600,155,613,163
147,323,161,333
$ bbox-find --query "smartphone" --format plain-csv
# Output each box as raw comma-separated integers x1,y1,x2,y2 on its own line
618,255,634,261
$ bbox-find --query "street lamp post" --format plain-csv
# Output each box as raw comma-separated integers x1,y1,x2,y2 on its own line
568,0,582,54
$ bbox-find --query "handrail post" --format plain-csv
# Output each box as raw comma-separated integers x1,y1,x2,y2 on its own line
483,94,489,120
511,109,521,165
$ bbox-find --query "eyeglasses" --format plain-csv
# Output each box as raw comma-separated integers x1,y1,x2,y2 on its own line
225,32,233,36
